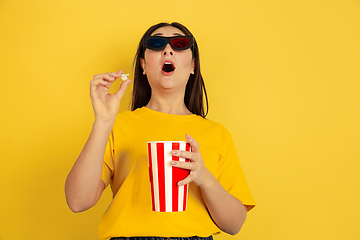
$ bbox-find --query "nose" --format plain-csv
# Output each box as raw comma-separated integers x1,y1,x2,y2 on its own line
162,44,174,56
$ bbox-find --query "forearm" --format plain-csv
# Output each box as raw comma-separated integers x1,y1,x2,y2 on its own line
200,174,247,235
172,135,248,234
65,121,113,212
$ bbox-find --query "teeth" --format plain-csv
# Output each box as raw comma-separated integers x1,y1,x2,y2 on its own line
162,61,175,72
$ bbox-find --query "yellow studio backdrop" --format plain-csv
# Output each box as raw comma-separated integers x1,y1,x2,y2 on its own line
0,0,359,239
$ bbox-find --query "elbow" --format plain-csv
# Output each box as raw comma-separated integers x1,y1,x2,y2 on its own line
65,190,92,213
65,185,93,213
66,198,90,213
227,225,243,235
69,206,82,213
66,197,83,213
223,223,241,235
223,222,244,235
67,202,84,213
70,207,86,213
223,208,247,235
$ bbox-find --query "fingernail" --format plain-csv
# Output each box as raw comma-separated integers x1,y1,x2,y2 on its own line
171,161,177,165
186,134,191,139
172,150,178,155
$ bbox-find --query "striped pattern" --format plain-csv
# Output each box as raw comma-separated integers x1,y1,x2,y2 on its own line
147,141,190,212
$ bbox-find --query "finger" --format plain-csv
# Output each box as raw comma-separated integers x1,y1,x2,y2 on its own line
114,79,132,99
113,69,124,77
185,134,200,153
107,70,124,79
103,70,124,80
103,74,117,82
93,73,117,83
94,72,122,90
177,173,194,186
114,79,130,99
172,150,195,161
90,78,111,92
171,160,194,171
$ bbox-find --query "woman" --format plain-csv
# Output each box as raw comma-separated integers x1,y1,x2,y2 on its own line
65,22,255,240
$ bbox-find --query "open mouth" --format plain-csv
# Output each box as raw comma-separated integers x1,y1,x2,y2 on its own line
162,61,176,73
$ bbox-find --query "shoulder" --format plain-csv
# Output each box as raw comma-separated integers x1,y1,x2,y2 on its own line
114,108,145,122
196,117,232,136
190,117,234,149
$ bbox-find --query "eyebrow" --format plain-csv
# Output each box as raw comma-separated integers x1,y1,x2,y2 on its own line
152,33,185,36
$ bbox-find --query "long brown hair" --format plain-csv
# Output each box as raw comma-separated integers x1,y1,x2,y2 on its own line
132,22,208,118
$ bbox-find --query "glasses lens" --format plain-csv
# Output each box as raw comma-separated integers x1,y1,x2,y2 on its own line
171,37,190,49
147,38,166,49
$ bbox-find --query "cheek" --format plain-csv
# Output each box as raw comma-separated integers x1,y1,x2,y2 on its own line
178,54,194,70
144,52,159,70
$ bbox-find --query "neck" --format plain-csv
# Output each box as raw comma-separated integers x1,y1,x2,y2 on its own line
146,93,192,115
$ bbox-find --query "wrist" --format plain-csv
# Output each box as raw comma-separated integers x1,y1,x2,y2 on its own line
199,171,217,190
93,120,115,132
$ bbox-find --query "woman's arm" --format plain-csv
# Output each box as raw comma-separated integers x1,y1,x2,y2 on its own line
196,172,247,235
65,70,131,212
65,121,112,213
171,135,247,235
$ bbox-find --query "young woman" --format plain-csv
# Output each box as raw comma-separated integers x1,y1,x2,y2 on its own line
65,22,255,240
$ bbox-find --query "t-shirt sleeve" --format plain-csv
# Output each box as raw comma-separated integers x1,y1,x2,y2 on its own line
101,130,115,188
217,128,256,211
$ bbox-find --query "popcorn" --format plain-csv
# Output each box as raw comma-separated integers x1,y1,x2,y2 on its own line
120,73,129,81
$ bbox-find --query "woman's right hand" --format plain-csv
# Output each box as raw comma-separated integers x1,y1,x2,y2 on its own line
90,70,132,123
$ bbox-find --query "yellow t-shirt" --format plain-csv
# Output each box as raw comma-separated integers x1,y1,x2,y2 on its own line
99,107,255,239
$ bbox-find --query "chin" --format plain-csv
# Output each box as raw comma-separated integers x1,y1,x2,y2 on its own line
159,83,177,91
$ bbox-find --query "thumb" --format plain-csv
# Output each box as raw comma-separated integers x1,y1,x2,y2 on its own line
115,79,132,99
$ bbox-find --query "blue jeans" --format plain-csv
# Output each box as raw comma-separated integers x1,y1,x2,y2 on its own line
110,236,213,240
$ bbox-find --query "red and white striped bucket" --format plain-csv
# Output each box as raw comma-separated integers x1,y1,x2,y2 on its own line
147,141,191,212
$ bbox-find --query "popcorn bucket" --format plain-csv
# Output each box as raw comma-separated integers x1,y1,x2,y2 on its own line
147,141,191,212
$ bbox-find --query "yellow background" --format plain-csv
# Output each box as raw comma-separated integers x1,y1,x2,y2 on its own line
0,0,359,239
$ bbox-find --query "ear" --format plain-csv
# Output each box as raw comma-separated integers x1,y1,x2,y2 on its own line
191,58,195,74
140,58,146,75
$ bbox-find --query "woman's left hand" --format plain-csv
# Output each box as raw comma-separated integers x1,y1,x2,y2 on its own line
171,134,215,188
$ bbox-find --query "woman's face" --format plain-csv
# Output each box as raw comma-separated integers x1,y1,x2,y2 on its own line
140,26,195,94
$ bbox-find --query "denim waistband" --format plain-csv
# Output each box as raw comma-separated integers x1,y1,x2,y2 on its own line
110,236,213,240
